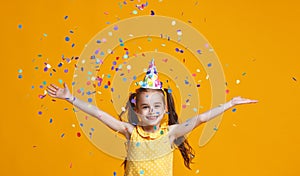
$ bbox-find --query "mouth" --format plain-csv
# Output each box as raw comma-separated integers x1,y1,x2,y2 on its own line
146,115,158,120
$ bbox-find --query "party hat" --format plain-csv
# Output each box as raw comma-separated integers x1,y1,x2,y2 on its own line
139,59,163,89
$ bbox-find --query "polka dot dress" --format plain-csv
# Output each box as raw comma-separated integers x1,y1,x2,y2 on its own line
125,124,174,176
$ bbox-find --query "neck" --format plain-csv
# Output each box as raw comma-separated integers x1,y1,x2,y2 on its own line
142,124,160,133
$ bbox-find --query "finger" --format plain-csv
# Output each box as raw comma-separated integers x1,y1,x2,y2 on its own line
47,86,57,92
46,89,56,95
63,82,69,90
50,84,59,90
47,91,56,97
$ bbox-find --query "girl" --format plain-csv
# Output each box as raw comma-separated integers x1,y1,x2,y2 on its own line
47,59,258,175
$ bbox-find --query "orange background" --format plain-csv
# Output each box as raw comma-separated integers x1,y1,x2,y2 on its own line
1,0,300,176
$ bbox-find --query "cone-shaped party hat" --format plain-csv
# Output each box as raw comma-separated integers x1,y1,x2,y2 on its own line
139,59,163,89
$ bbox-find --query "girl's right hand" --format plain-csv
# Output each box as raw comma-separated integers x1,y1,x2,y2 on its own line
46,83,72,100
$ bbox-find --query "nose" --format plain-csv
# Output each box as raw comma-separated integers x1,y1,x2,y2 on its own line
149,106,154,113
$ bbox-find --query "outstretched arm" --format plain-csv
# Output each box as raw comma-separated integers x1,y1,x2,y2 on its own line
46,83,133,138
169,96,258,139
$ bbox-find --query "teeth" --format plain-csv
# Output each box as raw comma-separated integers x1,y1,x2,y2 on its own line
147,116,157,120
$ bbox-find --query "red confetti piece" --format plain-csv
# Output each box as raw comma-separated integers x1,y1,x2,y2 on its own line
77,132,81,137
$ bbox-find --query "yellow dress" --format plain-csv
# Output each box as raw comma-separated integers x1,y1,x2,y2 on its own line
125,124,174,176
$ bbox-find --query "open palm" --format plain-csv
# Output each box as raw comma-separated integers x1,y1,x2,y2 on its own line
46,83,72,100
231,96,258,105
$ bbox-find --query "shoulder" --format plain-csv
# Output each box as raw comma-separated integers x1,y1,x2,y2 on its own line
120,122,135,139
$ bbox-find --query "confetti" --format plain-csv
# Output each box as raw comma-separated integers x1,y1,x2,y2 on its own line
150,10,155,16
64,16,68,20
77,132,81,137
177,30,182,36
140,170,144,175
171,20,176,26
18,24,22,29
65,36,70,42
175,48,184,53
292,77,297,81
49,118,53,123
61,133,65,138
236,79,240,84
232,108,237,112
132,10,138,15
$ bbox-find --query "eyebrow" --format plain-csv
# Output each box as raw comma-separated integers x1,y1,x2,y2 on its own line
140,102,162,106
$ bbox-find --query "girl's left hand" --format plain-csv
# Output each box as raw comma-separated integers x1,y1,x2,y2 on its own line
231,96,258,106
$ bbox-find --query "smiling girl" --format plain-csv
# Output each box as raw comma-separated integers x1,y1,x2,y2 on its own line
47,59,258,175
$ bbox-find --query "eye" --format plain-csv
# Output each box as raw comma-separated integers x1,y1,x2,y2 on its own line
154,105,161,108
142,106,149,109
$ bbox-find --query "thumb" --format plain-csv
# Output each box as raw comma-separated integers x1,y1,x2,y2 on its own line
63,82,69,90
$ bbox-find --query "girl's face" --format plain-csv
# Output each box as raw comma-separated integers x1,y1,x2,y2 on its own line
135,91,166,127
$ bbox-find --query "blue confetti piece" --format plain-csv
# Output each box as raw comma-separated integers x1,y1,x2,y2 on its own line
168,89,172,93
42,81,47,85
71,43,75,48
18,74,22,79
140,169,144,174
88,98,93,103
50,118,53,123
61,133,65,138
65,36,70,42
113,171,117,176
104,85,108,89
80,123,84,127
123,78,127,82
38,111,42,115
136,142,140,147
96,40,101,43
133,75,137,80
232,108,237,112
208,63,212,67
18,24,22,29
64,16,68,20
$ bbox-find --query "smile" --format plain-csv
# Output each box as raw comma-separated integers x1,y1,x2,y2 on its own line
146,115,158,120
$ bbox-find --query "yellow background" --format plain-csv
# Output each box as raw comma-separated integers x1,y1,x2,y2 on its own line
1,0,300,175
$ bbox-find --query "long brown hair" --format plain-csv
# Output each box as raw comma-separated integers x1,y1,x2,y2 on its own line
119,88,195,169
